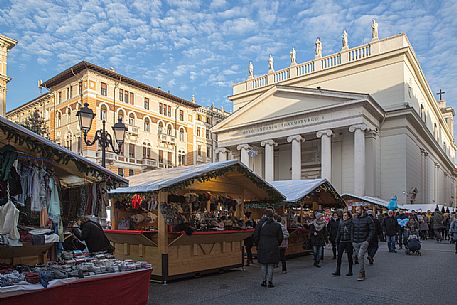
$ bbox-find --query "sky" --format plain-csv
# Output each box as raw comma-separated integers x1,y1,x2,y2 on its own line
1,0,457,113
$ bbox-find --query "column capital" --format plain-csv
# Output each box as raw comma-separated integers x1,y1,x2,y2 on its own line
261,139,278,147
349,123,368,133
316,129,333,138
236,144,251,151
287,135,303,143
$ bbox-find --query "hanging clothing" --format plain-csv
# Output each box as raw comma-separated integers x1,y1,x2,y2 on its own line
0,144,18,181
48,177,60,222
31,167,41,212
0,199,20,240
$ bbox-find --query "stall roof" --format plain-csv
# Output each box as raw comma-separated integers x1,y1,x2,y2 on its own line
0,116,127,187
399,204,454,212
110,160,285,200
342,194,390,208
270,179,344,207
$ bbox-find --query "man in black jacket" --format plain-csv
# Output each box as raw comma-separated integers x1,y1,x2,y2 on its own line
383,210,400,253
352,206,374,281
367,210,382,264
72,216,114,253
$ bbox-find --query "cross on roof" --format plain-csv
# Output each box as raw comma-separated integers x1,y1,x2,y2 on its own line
437,89,445,100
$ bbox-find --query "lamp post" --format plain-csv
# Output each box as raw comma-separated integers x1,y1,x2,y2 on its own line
76,103,127,168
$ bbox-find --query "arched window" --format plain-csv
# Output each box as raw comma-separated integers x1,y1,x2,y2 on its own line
158,121,164,134
144,117,150,132
167,124,172,136
56,112,62,128
143,142,151,159
65,132,72,150
66,108,71,124
100,105,107,121
179,128,185,142
118,109,124,122
128,113,135,126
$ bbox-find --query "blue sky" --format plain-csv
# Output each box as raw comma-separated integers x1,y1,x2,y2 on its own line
1,0,457,113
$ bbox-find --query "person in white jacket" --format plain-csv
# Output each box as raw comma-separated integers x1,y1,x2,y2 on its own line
275,215,290,273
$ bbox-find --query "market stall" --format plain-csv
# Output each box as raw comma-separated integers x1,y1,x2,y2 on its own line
0,116,152,305
108,160,284,282
268,179,345,257
342,194,390,213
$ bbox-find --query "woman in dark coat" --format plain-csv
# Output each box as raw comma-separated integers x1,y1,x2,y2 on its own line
309,212,328,268
333,211,354,276
254,208,283,288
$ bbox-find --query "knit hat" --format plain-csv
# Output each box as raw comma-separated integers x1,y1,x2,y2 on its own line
315,212,323,219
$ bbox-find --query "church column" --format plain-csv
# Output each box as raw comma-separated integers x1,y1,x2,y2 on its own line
349,124,367,196
317,130,333,181
237,144,251,168
216,147,228,162
261,140,277,182
287,135,303,180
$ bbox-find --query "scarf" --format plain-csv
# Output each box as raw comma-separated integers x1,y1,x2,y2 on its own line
313,218,326,232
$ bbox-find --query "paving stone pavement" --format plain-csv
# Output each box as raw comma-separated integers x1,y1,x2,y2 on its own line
148,240,457,305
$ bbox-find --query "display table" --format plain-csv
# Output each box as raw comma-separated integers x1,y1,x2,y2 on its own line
0,243,54,265
105,229,254,281
0,269,152,305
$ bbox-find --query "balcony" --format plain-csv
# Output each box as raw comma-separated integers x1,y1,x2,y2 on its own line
127,125,139,135
159,133,176,144
142,159,158,168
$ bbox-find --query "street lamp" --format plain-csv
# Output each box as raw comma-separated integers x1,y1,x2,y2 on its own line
76,102,127,168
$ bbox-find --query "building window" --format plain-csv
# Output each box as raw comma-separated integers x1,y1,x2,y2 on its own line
179,151,186,166
197,145,202,157
100,105,107,121
167,106,171,117
158,121,164,134
66,108,71,124
101,82,107,96
144,118,150,132
65,133,72,150
128,169,134,176
78,82,83,95
70,86,74,99
207,146,211,159
119,89,124,102
128,143,135,158
197,127,201,137
124,91,129,103
159,150,164,165
118,168,124,177
128,113,135,126
144,98,149,110
206,130,210,139
66,87,70,100
197,114,202,121
130,92,134,105
179,110,184,121
168,152,173,167
179,128,185,142
118,110,124,122
143,143,151,159
56,112,61,128
58,92,62,104
167,124,172,136
206,117,211,124
159,103,163,115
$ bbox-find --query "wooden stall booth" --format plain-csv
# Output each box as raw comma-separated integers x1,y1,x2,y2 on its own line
0,116,127,265
342,194,390,214
269,179,345,257
108,160,284,282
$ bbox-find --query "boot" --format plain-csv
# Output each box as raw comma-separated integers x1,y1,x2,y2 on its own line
261,281,267,287
357,271,365,281
367,256,374,265
267,281,274,288
347,262,353,276
332,270,340,276
313,261,321,268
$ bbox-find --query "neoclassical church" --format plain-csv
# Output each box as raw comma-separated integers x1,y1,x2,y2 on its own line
213,21,456,206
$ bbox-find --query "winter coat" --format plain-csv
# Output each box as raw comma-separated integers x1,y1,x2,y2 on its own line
309,221,328,246
244,219,255,248
72,220,114,253
432,212,445,230
419,218,429,231
406,218,419,232
327,218,339,242
336,219,353,243
450,220,457,241
279,223,289,248
253,218,283,264
369,216,382,242
383,216,399,236
352,212,374,243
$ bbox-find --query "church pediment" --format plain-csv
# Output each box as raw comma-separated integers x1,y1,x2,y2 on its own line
214,85,370,131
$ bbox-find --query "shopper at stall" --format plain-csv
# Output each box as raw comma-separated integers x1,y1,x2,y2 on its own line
309,212,328,268
72,216,114,254
254,208,283,288
352,206,373,281
367,210,382,265
432,208,445,242
383,210,399,253
443,213,450,241
450,216,457,254
418,213,429,240
244,212,255,266
275,215,289,274
327,211,340,260
333,211,353,276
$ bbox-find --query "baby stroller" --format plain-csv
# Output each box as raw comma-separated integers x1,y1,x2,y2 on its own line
403,230,421,255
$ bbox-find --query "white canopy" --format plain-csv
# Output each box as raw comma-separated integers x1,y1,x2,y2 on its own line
342,194,390,208
270,179,327,202
399,204,455,213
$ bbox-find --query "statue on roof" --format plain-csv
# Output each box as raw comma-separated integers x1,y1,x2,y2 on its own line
248,61,254,79
268,54,274,72
342,30,348,50
371,19,379,41
290,47,296,65
315,37,322,58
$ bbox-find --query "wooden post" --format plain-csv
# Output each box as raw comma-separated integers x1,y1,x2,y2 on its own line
158,191,169,283
300,203,304,224
206,200,211,212
111,198,117,229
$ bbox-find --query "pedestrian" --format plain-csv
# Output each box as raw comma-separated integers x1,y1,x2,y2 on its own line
309,212,328,268
426,210,433,239
327,211,340,260
275,215,289,274
418,214,429,240
352,206,374,281
396,210,407,249
432,208,444,242
443,213,450,241
254,208,283,288
450,216,457,254
244,212,255,266
332,211,354,276
72,216,115,254
367,210,382,265
383,210,399,253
